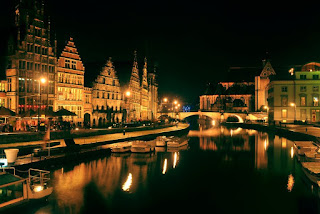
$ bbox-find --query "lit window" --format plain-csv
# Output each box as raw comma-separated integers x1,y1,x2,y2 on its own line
300,96,306,106
282,109,287,118
313,97,319,106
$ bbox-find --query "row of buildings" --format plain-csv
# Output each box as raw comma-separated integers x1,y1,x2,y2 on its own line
200,58,320,123
1,0,158,128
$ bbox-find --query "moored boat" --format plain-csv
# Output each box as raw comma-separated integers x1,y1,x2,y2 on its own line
293,141,317,156
155,136,168,147
111,142,132,153
0,167,53,211
131,140,155,153
167,138,188,148
301,162,320,184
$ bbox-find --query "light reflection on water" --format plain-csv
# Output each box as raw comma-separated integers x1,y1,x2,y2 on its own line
29,126,320,214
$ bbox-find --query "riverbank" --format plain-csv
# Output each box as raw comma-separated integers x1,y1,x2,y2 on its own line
9,123,190,170
223,122,320,144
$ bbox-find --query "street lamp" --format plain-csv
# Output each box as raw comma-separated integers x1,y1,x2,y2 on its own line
290,102,296,122
38,77,46,131
125,91,131,122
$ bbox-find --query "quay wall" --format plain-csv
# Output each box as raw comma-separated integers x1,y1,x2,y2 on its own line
224,123,320,144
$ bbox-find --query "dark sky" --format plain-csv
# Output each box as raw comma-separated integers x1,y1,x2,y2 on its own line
2,1,320,106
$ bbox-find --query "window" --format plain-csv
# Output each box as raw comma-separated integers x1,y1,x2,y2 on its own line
313,75,319,80
19,60,26,69
281,86,287,92
300,86,307,92
27,43,33,52
313,96,319,106
19,78,25,92
34,45,41,54
300,96,306,106
113,80,116,86
7,78,11,92
97,92,100,98
27,62,33,70
85,95,90,103
282,109,287,118
49,81,54,94
313,86,319,92
27,79,32,93
300,75,307,80
72,61,76,69
65,59,70,68
281,96,288,106
35,63,40,71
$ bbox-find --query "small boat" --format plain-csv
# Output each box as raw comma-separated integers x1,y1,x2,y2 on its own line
155,136,168,147
131,140,155,153
167,137,188,148
301,162,320,184
0,167,53,211
293,141,317,156
111,142,132,153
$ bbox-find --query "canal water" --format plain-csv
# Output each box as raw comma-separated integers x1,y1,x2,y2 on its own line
23,124,320,214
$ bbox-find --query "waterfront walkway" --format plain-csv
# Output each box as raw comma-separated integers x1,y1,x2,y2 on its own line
0,124,188,149
1,123,189,167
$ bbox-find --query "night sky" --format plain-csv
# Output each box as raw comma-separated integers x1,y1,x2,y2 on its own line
2,1,320,107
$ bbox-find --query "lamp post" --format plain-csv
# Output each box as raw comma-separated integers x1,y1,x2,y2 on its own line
290,102,296,123
125,91,131,122
38,77,46,131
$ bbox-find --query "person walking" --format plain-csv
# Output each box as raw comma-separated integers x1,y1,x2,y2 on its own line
123,129,126,135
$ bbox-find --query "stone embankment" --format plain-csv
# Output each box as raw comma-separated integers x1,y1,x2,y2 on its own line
224,123,320,144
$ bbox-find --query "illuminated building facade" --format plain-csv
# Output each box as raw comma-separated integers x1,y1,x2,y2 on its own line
3,0,158,128
127,51,141,121
254,60,276,111
56,37,85,125
126,52,158,122
148,68,158,120
140,58,149,120
91,58,123,126
6,0,57,114
267,62,320,123
200,82,254,112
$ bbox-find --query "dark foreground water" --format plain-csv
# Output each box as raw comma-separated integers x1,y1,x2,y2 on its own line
19,127,320,214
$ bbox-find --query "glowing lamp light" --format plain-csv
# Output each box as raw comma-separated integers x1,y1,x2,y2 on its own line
163,98,168,102
212,120,216,126
162,159,168,174
40,78,46,84
33,185,44,192
125,91,131,97
287,174,294,192
173,100,178,105
122,173,132,192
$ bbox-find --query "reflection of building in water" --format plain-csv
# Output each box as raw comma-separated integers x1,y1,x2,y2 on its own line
255,132,268,169
197,127,251,152
254,133,294,172
53,153,158,212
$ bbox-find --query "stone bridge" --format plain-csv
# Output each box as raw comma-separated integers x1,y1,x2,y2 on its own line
157,111,267,123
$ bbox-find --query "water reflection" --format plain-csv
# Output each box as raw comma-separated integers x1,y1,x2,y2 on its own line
28,126,320,213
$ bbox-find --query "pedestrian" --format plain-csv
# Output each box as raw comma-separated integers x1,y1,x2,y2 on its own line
306,127,308,133
123,129,126,135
